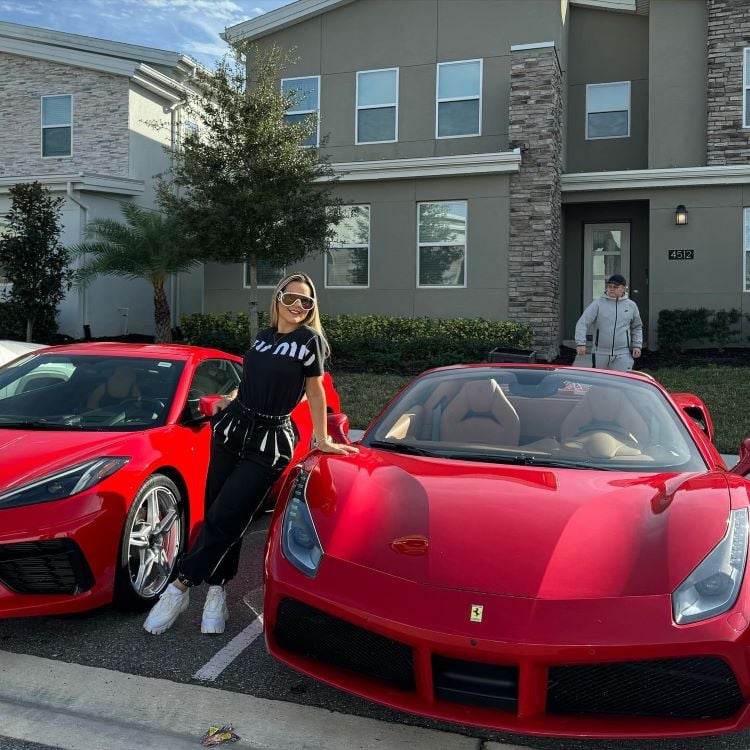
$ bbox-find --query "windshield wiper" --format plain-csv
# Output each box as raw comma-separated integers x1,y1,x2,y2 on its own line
368,440,440,457
0,419,84,431
443,452,615,471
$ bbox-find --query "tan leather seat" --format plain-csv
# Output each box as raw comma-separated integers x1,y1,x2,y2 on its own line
87,366,141,410
560,385,649,447
438,379,520,445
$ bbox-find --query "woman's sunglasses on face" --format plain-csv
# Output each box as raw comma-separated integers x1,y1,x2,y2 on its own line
277,291,316,311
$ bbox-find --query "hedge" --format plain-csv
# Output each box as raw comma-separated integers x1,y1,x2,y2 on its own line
181,312,534,373
657,308,742,353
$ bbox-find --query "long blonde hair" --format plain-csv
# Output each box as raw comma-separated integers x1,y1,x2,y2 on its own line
270,272,330,359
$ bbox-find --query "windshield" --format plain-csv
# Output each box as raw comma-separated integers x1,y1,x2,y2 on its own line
365,367,707,472
0,353,185,431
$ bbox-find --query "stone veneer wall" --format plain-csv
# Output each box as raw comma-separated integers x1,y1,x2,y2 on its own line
508,45,563,361
707,0,750,165
0,52,130,177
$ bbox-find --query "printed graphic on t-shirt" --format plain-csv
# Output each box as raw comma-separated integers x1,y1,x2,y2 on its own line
252,337,317,367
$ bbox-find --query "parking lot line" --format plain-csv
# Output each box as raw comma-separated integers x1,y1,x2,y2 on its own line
193,613,264,681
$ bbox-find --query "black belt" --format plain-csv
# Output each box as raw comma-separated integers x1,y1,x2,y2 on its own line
230,400,291,426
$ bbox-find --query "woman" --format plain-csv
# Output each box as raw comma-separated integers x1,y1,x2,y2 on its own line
144,272,357,635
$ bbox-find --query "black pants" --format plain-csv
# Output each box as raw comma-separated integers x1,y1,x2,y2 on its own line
177,405,295,587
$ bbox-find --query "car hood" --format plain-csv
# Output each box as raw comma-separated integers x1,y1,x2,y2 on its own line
0,430,135,490
306,449,731,599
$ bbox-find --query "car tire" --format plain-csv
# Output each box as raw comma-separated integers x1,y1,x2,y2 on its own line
114,473,185,611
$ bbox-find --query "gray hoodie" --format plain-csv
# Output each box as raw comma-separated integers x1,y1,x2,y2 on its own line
575,293,643,355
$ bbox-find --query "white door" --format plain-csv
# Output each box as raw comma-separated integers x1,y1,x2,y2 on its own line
583,223,630,304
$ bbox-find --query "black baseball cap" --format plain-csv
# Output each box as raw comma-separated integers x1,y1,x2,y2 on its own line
606,274,627,286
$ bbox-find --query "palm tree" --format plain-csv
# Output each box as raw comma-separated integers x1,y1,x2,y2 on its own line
71,202,200,343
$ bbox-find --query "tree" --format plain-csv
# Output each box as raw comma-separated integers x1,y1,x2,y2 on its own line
0,182,71,342
70,202,199,343
158,42,342,337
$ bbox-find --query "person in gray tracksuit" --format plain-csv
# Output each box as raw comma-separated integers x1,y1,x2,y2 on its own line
575,273,643,371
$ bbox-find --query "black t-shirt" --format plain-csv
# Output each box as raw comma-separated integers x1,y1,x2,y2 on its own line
237,325,325,416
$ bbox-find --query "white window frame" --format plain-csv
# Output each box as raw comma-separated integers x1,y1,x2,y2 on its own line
325,205,370,288
355,68,398,145
435,59,482,140
744,48,750,129
243,261,286,289
281,75,320,147
585,81,630,140
416,200,468,289
744,208,750,292
41,94,73,158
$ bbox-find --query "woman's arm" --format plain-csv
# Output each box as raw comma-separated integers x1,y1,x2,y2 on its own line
305,375,358,455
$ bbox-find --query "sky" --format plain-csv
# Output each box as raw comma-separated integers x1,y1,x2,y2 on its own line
0,0,298,67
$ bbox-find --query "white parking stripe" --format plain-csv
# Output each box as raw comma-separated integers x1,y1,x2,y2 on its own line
192,614,264,681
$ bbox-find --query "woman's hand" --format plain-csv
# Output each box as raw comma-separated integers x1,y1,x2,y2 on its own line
315,437,359,455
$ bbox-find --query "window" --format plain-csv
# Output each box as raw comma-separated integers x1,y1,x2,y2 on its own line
744,49,750,128
326,205,369,287
244,260,286,288
417,201,467,287
41,95,72,157
281,76,320,147
436,60,482,138
744,208,750,291
356,69,398,144
185,359,241,421
586,82,630,139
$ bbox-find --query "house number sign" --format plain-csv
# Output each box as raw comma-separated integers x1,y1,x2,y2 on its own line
668,249,694,260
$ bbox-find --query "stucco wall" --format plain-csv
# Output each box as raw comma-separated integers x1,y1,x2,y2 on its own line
566,6,649,172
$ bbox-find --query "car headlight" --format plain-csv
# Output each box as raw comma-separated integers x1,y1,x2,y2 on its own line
281,469,323,577
672,508,748,625
0,457,130,510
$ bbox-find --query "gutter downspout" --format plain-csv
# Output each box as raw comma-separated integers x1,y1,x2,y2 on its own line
165,100,183,331
66,179,89,338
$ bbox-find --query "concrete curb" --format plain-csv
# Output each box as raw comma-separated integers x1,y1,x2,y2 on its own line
0,650,527,750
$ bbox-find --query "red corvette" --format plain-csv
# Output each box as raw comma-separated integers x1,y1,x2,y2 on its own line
0,342,339,618
265,364,750,738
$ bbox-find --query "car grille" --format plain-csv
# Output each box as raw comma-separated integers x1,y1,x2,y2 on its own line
547,657,744,719
274,598,415,690
0,540,95,595
433,655,518,710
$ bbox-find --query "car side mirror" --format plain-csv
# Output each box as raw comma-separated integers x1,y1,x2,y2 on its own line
730,438,750,477
198,395,224,418
327,412,351,444
671,393,714,443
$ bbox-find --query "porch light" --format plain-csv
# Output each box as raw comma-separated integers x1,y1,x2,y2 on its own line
675,205,688,225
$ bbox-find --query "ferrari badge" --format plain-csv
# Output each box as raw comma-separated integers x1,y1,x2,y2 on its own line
470,605,484,622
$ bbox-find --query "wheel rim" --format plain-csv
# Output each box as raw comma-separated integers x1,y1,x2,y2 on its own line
127,484,181,598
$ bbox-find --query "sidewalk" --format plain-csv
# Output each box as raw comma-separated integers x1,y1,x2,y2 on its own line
0,651,525,750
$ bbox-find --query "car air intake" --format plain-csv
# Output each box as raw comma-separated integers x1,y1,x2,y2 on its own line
0,540,95,595
274,598,415,690
432,655,519,710
547,657,744,719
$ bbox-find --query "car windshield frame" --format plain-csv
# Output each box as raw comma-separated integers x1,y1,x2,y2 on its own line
363,366,708,473
0,353,187,432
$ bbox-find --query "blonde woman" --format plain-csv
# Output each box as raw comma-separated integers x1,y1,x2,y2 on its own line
144,272,357,635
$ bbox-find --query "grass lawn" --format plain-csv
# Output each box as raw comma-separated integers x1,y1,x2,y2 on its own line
332,365,750,455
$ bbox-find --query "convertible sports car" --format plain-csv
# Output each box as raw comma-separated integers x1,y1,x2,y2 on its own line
265,364,750,738
0,342,339,618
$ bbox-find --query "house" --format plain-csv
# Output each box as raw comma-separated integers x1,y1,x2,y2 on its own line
0,21,203,340
220,0,750,358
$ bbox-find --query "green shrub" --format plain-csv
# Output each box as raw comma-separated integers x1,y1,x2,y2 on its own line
0,299,58,343
182,312,534,373
657,308,742,353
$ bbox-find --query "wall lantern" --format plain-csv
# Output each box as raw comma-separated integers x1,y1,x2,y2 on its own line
675,204,688,225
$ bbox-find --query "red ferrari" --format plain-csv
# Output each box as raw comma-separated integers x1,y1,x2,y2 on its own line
264,364,750,738
0,342,339,618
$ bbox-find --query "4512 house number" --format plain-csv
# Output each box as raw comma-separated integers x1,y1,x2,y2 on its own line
668,249,694,260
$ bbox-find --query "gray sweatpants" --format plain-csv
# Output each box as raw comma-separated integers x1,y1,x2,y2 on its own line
592,350,634,371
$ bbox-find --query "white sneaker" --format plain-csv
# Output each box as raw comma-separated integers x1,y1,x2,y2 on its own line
143,583,189,634
201,585,229,634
